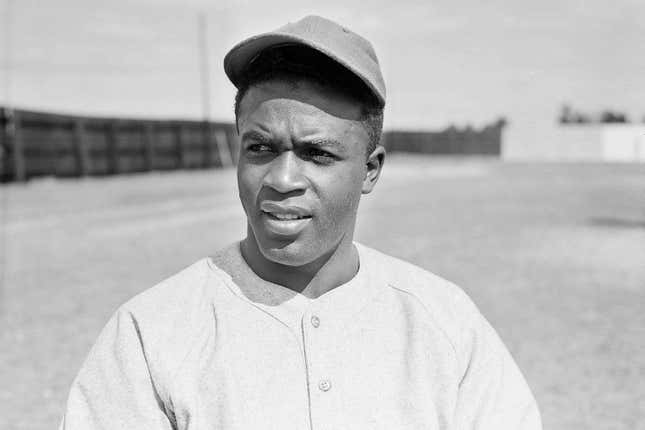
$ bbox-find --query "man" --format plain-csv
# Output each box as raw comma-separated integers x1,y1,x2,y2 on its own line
60,15,541,429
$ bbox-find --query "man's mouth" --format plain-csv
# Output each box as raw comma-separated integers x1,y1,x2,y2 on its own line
263,211,312,221
259,202,313,236
259,201,312,220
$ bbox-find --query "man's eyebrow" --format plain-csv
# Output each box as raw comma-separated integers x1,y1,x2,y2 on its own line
299,138,345,149
241,130,271,143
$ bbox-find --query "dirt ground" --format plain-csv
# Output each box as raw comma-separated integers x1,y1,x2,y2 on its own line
1,155,644,429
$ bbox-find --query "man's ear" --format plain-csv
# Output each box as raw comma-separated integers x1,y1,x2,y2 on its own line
362,145,386,194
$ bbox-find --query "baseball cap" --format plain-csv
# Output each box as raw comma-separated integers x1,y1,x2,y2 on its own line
223,15,386,107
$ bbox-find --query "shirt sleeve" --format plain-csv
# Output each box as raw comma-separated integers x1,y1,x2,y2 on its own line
59,307,174,430
454,296,542,430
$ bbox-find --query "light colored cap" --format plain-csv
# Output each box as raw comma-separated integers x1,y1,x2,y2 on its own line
223,15,386,107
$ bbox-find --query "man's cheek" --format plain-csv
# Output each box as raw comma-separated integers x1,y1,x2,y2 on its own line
237,178,257,215
320,194,356,232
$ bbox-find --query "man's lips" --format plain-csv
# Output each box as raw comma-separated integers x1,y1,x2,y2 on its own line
263,212,311,221
258,201,313,236
259,201,313,220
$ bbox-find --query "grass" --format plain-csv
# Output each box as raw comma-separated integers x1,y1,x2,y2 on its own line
1,154,643,429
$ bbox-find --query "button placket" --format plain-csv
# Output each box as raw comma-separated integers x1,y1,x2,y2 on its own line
301,309,339,428
302,311,332,393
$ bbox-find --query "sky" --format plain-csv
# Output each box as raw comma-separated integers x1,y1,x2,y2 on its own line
1,0,644,141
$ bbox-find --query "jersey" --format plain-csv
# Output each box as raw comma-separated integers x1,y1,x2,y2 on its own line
59,242,542,429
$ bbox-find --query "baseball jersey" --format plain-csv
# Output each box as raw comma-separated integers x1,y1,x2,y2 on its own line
59,242,542,429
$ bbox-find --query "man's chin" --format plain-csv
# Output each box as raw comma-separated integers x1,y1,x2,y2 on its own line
258,238,315,267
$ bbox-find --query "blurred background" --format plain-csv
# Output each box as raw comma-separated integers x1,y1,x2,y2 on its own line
1,0,644,429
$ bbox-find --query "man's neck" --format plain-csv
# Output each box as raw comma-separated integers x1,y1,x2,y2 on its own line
240,236,359,299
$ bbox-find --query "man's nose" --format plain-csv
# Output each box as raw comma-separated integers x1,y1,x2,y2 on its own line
263,151,307,194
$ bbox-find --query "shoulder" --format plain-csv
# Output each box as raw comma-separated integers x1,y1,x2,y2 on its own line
110,258,228,376
357,244,541,425
122,258,215,321
357,242,478,317
357,243,488,364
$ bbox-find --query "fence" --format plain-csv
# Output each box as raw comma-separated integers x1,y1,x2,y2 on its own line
0,107,238,182
0,107,503,182
382,119,505,156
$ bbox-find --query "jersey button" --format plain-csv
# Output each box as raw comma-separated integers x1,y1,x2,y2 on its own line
318,379,332,392
311,315,320,328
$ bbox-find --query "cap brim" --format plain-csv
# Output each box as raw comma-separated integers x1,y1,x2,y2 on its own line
224,33,310,87
223,32,385,107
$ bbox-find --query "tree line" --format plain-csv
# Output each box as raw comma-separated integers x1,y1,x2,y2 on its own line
559,104,644,124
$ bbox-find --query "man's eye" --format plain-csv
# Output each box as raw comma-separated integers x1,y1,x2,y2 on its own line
304,148,335,162
247,143,273,154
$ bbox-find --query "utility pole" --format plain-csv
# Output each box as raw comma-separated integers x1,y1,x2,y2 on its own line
197,11,211,123
197,11,218,166
0,0,14,317
197,11,232,167
2,0,12,108
2,0,21,181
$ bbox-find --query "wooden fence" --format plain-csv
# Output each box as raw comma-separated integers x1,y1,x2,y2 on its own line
381,119,505,156
0,107,503,182
0,107,238,182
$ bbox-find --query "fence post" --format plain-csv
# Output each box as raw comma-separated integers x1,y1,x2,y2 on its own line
73,118,90,176
214,129,233,167
143,122,155,171
227,129,240,166
105,121,118,175
175,124,185,168
11,110,26,182
0,108,8,181
202,121,214,167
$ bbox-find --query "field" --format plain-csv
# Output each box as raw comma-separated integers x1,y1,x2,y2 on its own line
1,155,644,429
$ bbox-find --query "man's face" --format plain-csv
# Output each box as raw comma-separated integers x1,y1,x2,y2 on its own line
236,79,382,266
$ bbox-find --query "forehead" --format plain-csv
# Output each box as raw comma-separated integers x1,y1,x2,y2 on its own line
238,79,368,144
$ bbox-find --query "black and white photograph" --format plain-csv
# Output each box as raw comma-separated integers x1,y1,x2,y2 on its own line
0,1,643,429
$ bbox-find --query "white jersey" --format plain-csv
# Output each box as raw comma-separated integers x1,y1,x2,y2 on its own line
60,242,541,430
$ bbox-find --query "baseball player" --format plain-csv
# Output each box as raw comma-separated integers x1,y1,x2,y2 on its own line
60,15,542,429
